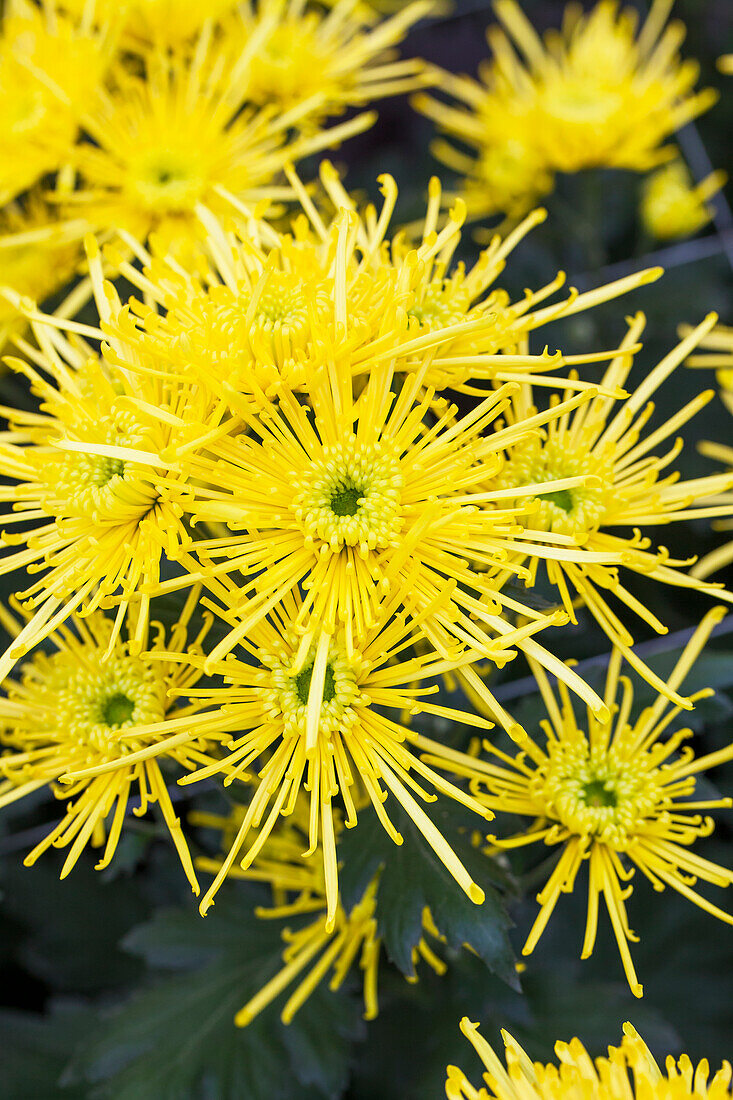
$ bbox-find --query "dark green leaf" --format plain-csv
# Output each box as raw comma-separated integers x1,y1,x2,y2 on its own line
339,798,517,988
66,894,362,1100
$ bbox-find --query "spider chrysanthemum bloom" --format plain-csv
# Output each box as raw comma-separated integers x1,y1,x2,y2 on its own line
101,164,660,407
414,0,717,221
58,37,375,251
164,588,499,924
195,799,446,1025
0,266,209,679
640,160,725,241
435,607,733,997
491,312,733,703
170,353,615,723
227,0,434,124
0,0,114,205
0,588,215,891
446,1017,733,1100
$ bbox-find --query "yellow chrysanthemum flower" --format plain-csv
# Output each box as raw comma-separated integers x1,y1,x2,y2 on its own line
0,588,214,891
0,192,83,351
194,799,446,1025
640,160,726,240
59,40,374,251
129,588,497,925
0,0,114,204
434,607,733,997
102,164,660,405
415,0,717,221
227,0,433,123
446,1017,733,1100
491,313,733,703
413,75,555,224
718,55,733,75
0,274,205,679
169,358,614,724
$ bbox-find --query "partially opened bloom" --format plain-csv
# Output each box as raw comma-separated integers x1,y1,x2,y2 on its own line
415,0,717,222
491,313,733,702
446,1017,733,1099
641,160,725,240
168,588,497,924
195,800,446,1025
0,588,214,891
436,607,733,997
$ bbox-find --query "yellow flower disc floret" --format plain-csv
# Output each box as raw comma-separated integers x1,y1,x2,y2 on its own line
13,640,166,759
292,438,404,552
498,436,610,538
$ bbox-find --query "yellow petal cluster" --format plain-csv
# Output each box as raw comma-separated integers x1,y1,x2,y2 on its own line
0,20,731,1039
0,587,214,890
0,0,432,315
414,0,718,223
640,161,725,241
446,1017,733,1100
430,607,733,996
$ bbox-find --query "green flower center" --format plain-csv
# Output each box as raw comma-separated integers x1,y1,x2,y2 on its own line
293,438,404,552
91,456,125,488
537,488,573,513
294,664,337,707
330,484,363,517
100,691,136,728
582,778,617,808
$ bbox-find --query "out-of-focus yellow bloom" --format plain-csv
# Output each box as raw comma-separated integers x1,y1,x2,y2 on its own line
0,193,83,351
61,0,241,45
195,801,446,1025
490,313,733,704
228,0,433,123
0,0,114,205
60,41,374,251
718,55,733,74
0,589,214,890
431,607,733,997
641,160,725,240
415,0,717,222
413,79,554,223
446,1017,733,1099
